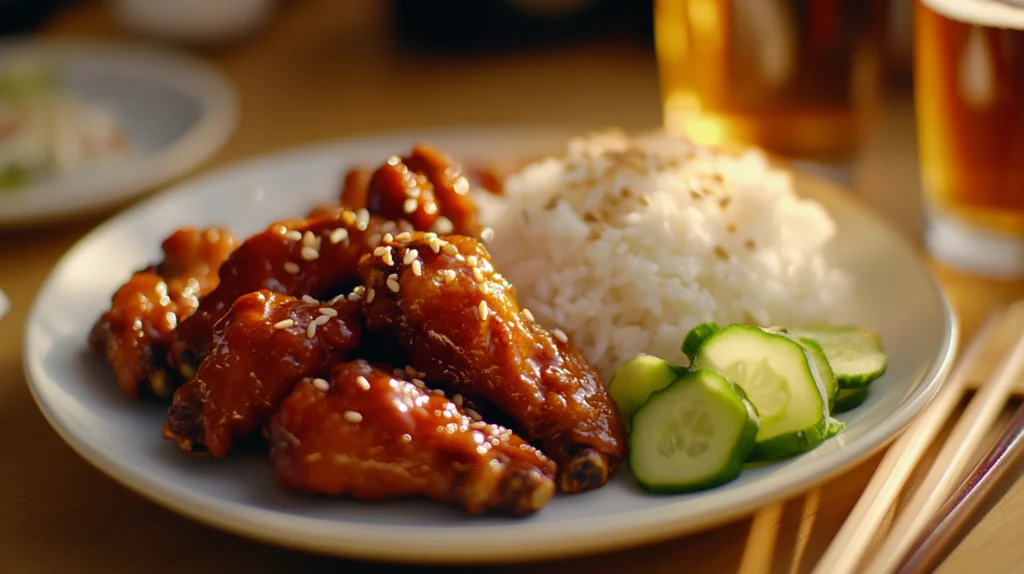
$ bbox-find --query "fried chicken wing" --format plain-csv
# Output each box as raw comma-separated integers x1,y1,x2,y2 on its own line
358,233,627,493
89,227,236,398
168,208,408,377
164,290,362,457
269,360,556,516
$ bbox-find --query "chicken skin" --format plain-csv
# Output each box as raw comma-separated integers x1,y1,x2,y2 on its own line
168,208,408,378
358,232,627,493
90,227,237,398
164,290,362,457
269,360,557,516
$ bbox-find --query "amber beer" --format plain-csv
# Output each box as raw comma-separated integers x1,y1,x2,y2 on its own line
916,0,1024,276
655,0,889,157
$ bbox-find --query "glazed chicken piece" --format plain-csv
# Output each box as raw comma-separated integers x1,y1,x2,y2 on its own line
358,232,627,493
317,145,482,237
168,207,409,378
164,290,362,457
269,360,557,516
89,227,237,398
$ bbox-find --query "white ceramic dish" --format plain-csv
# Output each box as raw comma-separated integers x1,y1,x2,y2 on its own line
0,40,237,226
24,127,957,564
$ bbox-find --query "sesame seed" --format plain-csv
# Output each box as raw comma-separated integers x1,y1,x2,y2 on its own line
347,292,362,302
466,255,478,267
341,210,356,225
366,288,375,303
382,247,395,266
424,202,438,215
406,366,423,378
411,260,422,276
302,295,318,304
386,274,400,293
356,209,370,230
480,283,490,295
319,307,338,317
481,228,495,242
478,301,489,321
553,328,568,343
403,249,419,265
444,269,456,283
355,376,370,390
442,244,458,256
301,246,320,261
303,453,323,463
353,285,366,295
434,216,454,234
373,246,388,257
383,232,394,244
313,315,330,326
472,267,484,283
453,394,463,406
470,421,487,430
428,238,441,253
330,228,349,244
493,272,504,282
283,262,300,274
306,322,318,338
344,411,363,423
327,294,346,305
466,408,482,421
522,308,535,322
285,230,303,241
302,231,318,247
273,319,295,329
403,198,418,213
312,378,330,391
431,389,445,397
395,231,412,241
424,232,438,241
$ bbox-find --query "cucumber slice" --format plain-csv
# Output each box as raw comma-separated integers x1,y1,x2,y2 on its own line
824,418,846,439
833,387,869,413
692,324,829,461
796,336,838,411
609,354,681,422
629,369,759,493
682,322,720,362
789,326,887,389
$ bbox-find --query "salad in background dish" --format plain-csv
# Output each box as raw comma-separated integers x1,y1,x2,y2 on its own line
0,58,128,190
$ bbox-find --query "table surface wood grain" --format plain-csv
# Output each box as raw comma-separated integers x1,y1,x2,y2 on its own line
1,2,1021,572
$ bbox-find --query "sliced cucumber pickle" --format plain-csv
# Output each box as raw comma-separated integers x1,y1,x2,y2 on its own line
796,336,838,410
609,354,682,422
833,387,869,413
682,322,720,362
629,369,759,493
789,326,888,389
692,324,829,461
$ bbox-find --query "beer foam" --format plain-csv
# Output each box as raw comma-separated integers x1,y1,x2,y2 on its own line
923,0,1024,29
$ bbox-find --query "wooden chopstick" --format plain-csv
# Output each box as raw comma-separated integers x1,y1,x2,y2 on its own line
896,398,1024,572
810,311,1004,574
865,317,1024,573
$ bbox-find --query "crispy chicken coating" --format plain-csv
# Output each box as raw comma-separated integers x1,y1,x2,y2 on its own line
269,360,556,516
358,232,627,493
168,208,408,378
89,227,237,398
164,290,362,457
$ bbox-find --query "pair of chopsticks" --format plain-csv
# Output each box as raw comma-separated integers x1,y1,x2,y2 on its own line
814,300,1024,574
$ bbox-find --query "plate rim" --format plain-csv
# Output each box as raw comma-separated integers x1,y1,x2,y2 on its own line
0,38,238,226
22,126,959,564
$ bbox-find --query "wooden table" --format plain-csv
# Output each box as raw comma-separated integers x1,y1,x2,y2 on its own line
1,2,1021,572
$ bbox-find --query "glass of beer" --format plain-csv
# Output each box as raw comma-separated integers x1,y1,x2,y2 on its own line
655,0,890,158
916,0,1024,277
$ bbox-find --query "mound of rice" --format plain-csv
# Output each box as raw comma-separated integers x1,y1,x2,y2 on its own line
478,129,848,382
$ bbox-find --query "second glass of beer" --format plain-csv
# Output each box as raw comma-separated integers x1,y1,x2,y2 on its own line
655,0,890,158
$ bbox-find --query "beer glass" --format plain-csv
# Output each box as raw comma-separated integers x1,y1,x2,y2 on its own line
655,0,889,158
916,0,1024,276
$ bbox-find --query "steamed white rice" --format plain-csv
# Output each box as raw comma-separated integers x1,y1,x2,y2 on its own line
478,129,848,382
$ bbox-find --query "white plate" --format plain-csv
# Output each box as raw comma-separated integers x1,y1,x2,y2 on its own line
24,127,957,564
0,40,236,226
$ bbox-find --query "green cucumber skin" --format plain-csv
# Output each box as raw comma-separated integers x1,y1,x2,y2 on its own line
629,370,759,494
682,322,721,362
824,418,847,439
747,417,828,462
797,337,838,410
833,388,869,413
